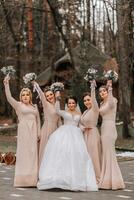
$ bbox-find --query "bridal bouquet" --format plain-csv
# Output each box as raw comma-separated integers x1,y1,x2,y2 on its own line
23,72,37,84
50,82,64,93
84,68,98,82
103,70,118,82
1,66,16,76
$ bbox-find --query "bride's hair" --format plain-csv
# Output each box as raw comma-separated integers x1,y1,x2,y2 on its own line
66,96,77,105
65,96,81,113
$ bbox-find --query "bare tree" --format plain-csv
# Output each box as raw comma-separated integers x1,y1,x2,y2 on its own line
0,0,21,90
117,0,132,138
91,0,97,45
27,0,34,51
46,0,75,68
86,0,91,41
40,0,47,68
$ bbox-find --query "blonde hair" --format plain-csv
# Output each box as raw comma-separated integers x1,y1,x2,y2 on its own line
19,88,33,104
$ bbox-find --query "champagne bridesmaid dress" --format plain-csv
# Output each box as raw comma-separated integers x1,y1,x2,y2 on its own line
4,82,40,187
99,86,125,190
80,82,101,184
33,83,61,165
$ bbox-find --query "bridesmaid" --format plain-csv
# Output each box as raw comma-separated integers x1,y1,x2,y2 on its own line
4,75,40,187
33,82,62,165
80,80,101,184
99,80,125,190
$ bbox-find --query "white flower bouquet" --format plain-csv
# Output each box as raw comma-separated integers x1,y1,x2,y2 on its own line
103,70,118,82
84,68,98,82
1,66,16,76
50,82,64,93
23,73,37,84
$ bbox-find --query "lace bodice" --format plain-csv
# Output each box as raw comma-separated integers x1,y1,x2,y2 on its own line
55,100,81,126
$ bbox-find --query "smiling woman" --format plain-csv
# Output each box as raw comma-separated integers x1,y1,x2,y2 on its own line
32,81,62,166
79,80,101,184
3,75,40,187
19,88,33,105
99,80,125,190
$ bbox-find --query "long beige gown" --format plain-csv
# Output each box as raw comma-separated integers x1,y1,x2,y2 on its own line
34,83,61,165
80,82,101,184
5,83,40,187
99,86,125,190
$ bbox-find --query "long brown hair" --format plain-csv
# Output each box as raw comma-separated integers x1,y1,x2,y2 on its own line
99,85,108,101
99,85,108,92
82,92,91,100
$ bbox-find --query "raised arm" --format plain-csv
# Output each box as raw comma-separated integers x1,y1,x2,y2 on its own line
90,80,99,111
33,81,48,107
4,75,19,109
107,80,115,108
55,98,66,118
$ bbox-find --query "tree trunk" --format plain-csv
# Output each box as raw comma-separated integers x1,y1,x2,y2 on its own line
40,0,46,69
0,0,21,88
103,0,116,56
92,10,96,45
27,0,34,51
27,0,34,70
46,0,75,68
0,0,21,122
117,0,131,138
86,0,91,42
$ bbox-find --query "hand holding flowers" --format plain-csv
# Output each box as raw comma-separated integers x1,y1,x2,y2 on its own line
3,74,10,85
23,73,37,84
50,82,64,93
103,70,118,82
1,66,16,76
84,68,98,82
106,80,112,88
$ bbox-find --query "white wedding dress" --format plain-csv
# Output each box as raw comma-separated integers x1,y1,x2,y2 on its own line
37,100,98,191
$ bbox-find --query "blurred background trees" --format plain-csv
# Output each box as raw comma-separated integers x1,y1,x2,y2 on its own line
0,0,133,137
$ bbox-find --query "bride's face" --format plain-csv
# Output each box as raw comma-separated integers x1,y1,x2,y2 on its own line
67,99,77,111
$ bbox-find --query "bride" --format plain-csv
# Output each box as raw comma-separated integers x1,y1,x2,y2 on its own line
37,94,98,191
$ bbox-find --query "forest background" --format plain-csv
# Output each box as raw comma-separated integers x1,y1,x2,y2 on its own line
0,0,133,139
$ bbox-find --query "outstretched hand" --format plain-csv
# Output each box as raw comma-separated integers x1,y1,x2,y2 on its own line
90,79,96,87
107,80,112,87
3,74,10,85
31,80,36,86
